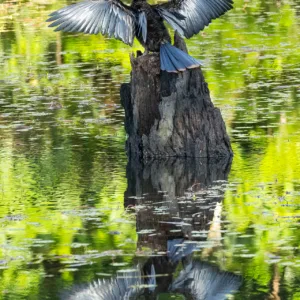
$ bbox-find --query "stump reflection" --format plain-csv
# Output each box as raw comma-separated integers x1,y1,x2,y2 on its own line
64,158,242,299
123,157,241,299
125,157,232,249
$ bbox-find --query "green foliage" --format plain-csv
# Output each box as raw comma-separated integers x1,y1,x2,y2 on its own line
0,0,300,298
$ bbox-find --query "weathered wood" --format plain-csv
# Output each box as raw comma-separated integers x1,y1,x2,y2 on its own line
121,33,232,158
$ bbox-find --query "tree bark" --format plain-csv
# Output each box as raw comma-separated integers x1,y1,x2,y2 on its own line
121,33,232,159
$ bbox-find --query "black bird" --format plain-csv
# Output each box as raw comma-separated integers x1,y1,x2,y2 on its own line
47,0,233,72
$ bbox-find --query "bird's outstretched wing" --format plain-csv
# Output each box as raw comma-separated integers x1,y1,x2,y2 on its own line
154,0,233,38
47,0,135,45
170,261,242,299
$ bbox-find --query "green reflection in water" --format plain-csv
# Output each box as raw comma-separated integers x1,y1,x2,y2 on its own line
0,0,300,299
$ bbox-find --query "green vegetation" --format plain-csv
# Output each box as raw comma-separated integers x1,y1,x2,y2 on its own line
0,0,299,298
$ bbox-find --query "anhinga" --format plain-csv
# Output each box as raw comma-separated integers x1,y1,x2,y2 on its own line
47,0,233,72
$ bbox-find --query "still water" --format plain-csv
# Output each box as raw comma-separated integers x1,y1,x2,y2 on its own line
0,0,300,299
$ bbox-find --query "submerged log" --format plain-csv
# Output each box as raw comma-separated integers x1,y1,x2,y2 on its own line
120,33,232,159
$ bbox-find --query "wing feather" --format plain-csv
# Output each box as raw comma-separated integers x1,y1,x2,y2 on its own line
155,0,233,39
136,12,147,43
108,14,117,37
85,4,103,33
47,0,135,45
93,7,107,34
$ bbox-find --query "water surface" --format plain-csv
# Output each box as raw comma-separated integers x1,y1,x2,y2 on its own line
0,0,300,299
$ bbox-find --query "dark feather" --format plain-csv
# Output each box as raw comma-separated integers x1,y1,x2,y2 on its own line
160,43,201,72
165,47,186,71
156,8,187,37
154,0,233,38
160,46,177,72
136,12,147,43
46,0,136,45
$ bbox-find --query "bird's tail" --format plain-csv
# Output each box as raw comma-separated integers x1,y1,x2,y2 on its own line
160,43,202,73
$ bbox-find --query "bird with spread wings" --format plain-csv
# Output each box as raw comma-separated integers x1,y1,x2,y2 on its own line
47,0,233,72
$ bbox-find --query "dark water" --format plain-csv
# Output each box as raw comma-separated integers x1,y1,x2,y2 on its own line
0,0,300,299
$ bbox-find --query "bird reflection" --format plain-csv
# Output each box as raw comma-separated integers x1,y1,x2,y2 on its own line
170,261,242,300
64,269,145,299
63,158,242,299
64,259,241,299
167,238,198,264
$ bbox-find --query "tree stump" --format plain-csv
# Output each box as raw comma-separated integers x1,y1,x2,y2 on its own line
120,33,232,159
